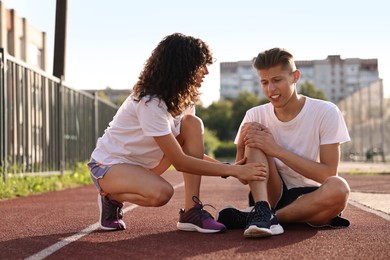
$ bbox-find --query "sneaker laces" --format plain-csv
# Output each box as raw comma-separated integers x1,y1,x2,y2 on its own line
247,202,270,224
192,196,216,220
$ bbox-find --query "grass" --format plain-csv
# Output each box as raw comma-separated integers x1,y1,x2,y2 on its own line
0,161,92,200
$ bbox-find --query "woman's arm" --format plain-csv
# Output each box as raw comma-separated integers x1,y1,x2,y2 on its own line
153,133,266,181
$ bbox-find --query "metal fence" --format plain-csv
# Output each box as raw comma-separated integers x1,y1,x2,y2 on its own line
337,79,388,162
0,48,118,179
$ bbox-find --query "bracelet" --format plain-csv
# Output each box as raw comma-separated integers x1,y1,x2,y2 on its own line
221,162,230,179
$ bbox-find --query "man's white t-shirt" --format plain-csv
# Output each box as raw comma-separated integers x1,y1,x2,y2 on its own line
235,96,350,189
91,94,196,169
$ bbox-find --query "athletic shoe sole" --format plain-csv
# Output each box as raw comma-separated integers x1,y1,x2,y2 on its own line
270,224,284,235
244,225,273,238
177,222,226,233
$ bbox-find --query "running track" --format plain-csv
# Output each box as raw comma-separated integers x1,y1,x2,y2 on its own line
1,171,389,259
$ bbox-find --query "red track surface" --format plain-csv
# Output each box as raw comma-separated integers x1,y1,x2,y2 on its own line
1,171,389,259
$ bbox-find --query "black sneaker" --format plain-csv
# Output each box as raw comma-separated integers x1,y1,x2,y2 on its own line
244,201,284,238
307,215,350,228
216,205,252,229
98,194,126,230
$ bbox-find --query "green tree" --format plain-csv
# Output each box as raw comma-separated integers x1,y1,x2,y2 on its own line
113,94,128,106
231,91,261,132
200,100,233,141
203,128,220,157
97,90,111,102
298,80,328,100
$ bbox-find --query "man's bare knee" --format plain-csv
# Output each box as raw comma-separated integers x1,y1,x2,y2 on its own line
322,176,350,210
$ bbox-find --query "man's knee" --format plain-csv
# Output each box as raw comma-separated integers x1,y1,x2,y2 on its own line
322,176,350,208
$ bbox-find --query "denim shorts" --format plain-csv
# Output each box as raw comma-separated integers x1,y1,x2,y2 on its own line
87,158,112,195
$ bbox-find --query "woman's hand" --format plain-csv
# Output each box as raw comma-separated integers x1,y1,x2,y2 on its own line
233,162,267,182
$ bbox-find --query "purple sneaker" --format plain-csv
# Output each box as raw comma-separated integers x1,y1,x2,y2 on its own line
98,194,126,230
177,196,226,233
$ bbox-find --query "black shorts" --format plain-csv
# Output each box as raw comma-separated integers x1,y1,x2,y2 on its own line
274,181,319,210
248,180,319,209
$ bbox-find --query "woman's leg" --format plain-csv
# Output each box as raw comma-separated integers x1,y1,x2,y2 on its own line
176,115,204,211
100,164,174,207
175,115,226,233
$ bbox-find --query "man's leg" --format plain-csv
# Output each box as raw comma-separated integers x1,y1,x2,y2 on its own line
243,147,284,237
266,156,283,208
246,147,269,203
275,176,350,226
248,156,282,208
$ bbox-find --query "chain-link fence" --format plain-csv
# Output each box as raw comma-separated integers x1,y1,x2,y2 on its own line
338,79,388,162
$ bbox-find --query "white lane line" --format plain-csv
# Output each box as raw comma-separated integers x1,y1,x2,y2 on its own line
25,182,185,260
348,200,390,221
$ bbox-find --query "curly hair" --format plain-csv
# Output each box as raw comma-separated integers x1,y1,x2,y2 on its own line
132,33,214,117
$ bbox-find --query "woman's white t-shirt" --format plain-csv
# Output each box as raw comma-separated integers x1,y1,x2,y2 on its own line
235,97,350,189
91,94,196,168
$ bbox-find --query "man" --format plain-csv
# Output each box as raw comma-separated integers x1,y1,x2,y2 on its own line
217,47,351,238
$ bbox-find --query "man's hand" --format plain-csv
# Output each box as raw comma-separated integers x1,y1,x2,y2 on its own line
241,122,282,157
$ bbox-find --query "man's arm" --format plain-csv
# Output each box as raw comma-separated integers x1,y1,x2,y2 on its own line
243,122,340,184
274,143,340,183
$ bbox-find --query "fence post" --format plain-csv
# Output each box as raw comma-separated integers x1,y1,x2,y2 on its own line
94,92,99,143
379,80,386,162
0,48,7,181
59,77,65,174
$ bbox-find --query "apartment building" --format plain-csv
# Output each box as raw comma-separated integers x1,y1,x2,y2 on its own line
220,55,379,103
0,0,48,71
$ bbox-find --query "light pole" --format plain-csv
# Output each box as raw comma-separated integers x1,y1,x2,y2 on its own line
53,0,67,79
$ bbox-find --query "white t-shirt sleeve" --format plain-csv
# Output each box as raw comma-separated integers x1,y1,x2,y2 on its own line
319,104,351,145
136,98,171,137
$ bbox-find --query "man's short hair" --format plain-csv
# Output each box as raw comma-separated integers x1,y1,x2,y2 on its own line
253,47,296,72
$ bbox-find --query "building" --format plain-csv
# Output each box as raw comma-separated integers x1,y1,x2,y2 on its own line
0,1,48,71
220,55,379,103
220,60,261,100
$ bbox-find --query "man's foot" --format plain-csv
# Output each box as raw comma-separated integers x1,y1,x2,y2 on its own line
177,196,226,233
216,205,252,229
98,194,126,230
244,201,284,238
307,215,350,228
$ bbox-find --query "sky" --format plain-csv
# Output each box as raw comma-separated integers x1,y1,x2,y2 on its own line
3,0,390,105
